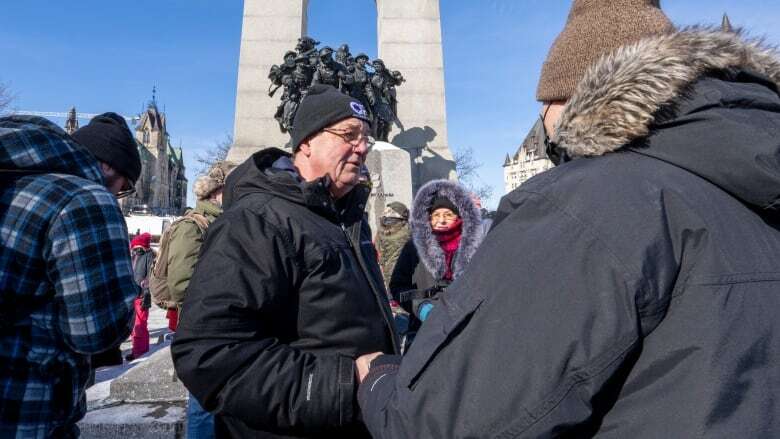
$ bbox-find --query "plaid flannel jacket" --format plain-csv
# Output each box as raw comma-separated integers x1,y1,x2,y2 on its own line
0,116,137,438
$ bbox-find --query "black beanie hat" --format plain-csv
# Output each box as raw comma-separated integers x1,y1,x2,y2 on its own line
290,84,371,150
72,112,142,183
428,196,459,216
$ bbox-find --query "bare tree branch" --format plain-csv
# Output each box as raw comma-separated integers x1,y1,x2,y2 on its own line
0,81,16,113
195,134,233,174
453,146,494,201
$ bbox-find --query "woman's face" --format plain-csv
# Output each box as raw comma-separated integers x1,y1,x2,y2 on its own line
430,207,458,231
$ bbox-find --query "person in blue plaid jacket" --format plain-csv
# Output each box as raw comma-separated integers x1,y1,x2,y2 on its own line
0,114,140,438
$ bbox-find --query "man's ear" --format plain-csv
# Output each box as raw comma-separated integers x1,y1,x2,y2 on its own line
99,162,114,177
297,139,313,157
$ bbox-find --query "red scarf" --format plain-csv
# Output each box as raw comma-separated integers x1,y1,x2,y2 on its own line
432,218,463,281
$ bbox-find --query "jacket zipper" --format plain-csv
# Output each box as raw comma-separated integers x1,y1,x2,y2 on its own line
340,222,400,354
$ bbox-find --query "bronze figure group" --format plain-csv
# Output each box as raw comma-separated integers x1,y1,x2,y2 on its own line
268,36,405,141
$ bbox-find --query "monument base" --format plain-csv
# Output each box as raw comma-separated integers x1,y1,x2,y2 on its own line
79,346,188,438
78,402,186,439
365,141,413,235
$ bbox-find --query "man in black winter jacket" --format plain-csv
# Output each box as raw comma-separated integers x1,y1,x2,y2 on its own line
356,1,780,438
171,85,399,438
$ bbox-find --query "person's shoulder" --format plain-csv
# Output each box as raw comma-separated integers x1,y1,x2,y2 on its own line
50,175,121,213
169,216,206,239
515,151,668,203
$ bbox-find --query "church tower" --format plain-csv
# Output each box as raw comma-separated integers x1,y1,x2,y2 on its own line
64,107,79,134
135,87,171,211
721,13,734,33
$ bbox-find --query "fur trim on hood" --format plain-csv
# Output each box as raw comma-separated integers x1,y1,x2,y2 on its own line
194,161,236,200
410,179,483,281
555,27,780,157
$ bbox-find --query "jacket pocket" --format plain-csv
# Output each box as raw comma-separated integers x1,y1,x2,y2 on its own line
397,295,484,389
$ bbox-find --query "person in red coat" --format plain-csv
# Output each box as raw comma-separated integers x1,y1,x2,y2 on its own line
127,232,155,361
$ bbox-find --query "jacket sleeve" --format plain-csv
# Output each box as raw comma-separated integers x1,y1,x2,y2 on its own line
45,187,137,354
166,220,203,307
358,189,677,438
171,207,360,434
388,239,418,301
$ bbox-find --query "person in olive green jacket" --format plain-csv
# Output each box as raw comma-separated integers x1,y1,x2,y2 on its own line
167,161,235,311
166,160,235,439
374,201,410,289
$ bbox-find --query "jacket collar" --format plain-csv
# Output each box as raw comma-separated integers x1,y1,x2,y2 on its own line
194,200,222,218
554,28,780,157
225,148,369,224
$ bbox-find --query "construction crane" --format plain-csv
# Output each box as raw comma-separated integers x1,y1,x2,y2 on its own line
9,110,140,124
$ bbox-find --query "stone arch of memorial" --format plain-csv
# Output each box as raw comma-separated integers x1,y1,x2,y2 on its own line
227,0,455,188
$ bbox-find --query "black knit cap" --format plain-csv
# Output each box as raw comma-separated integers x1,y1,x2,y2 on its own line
72,112,142,183
428,196,459,216
290,84,371,150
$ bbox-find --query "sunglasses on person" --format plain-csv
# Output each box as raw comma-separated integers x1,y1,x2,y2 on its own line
115,178,136,199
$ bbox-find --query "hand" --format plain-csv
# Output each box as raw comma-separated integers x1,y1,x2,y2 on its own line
355,352,383,384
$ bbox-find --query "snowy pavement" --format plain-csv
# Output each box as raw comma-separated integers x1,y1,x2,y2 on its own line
86,306,176,408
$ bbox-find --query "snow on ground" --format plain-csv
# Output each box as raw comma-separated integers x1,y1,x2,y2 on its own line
87,306,175,407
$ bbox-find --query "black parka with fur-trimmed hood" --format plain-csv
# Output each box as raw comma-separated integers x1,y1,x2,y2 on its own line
359,28,780,438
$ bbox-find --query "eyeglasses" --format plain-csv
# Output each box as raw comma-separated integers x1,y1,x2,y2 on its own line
430,211,458,221
322,128,375,150
115,178,136,200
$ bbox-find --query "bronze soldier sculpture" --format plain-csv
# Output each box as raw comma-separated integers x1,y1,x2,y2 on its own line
343,53,375,121
268,50,297,98
295,36,320,67
267,37,404,138
312,47,346,90
369,58,405,141
335,44,353,69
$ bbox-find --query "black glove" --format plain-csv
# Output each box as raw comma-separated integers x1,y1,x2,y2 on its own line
91,345,123,368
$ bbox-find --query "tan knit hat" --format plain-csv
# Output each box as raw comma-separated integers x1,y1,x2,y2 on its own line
536,0,674,102
193,160,236,200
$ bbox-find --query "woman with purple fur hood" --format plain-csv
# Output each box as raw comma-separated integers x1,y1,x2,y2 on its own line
388,179,483,346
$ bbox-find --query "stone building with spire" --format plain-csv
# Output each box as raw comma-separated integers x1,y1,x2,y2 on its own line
125,97,187,215
502,119,553,193
64,107,79,134
64,96,187,215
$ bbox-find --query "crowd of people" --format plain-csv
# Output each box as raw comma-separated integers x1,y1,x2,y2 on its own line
2,0,780,437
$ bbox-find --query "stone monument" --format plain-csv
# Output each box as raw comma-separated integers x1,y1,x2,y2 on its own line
227,0,455,192
78,346,188,438
364,141,413,233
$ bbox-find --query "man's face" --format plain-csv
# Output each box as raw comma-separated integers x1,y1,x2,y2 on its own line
541,101,566,138
99,162,133,198
305,118,370,199
356,58,367,67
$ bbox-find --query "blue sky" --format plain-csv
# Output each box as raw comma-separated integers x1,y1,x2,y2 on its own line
3,0,780,208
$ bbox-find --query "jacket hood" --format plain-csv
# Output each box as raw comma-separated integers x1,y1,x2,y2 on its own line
410,179,483,281
555,28,780,211
223,147,370,222
0,115,103,184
